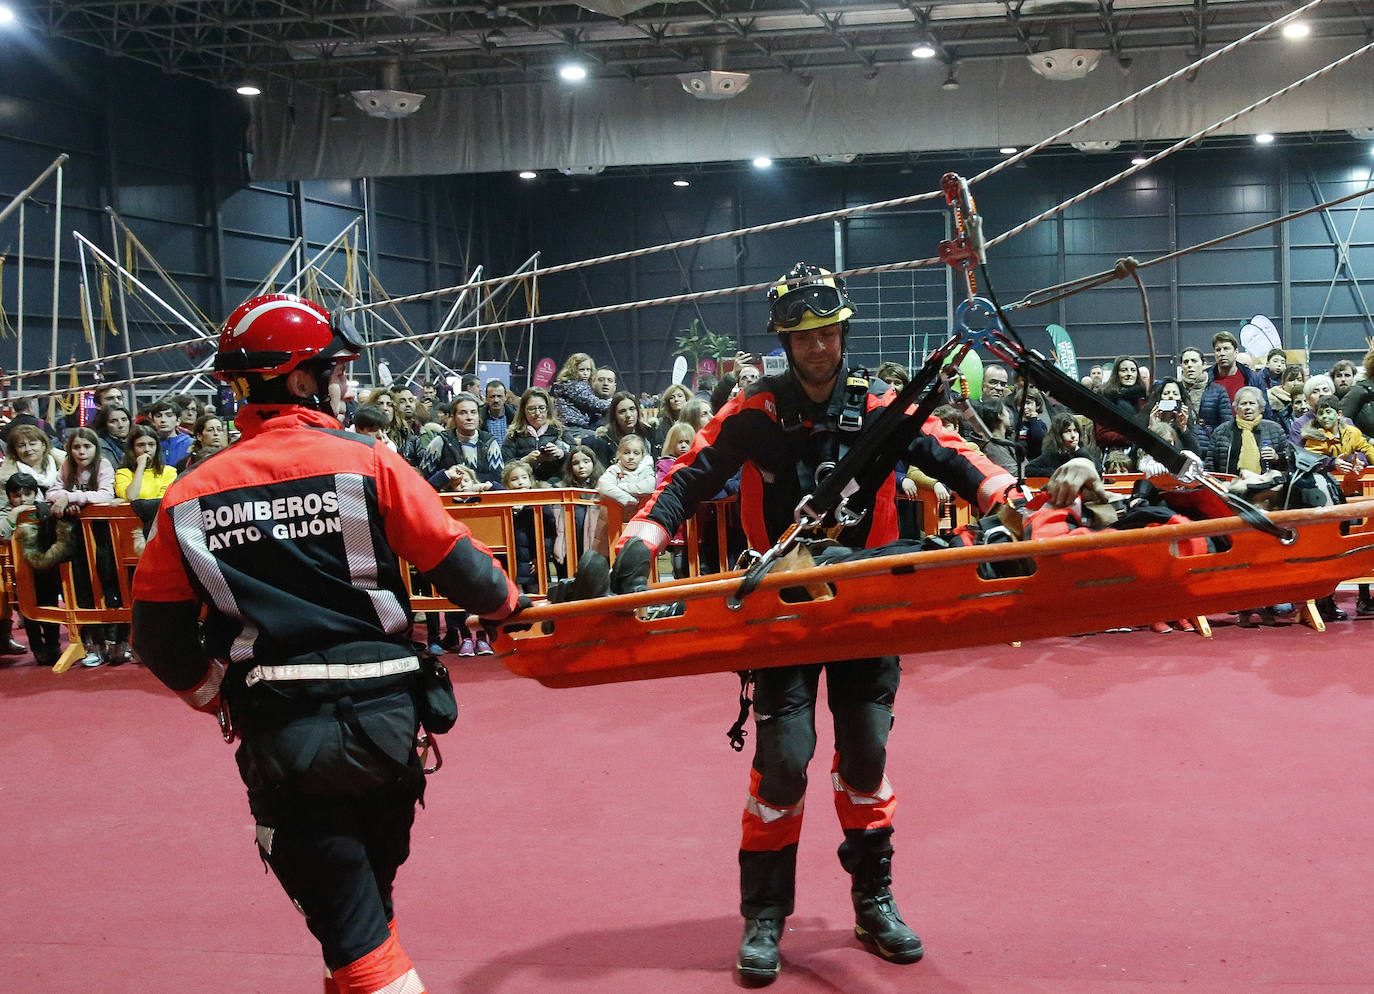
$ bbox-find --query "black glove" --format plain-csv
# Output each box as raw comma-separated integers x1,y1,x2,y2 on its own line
609,537,653,595
490,594,535,633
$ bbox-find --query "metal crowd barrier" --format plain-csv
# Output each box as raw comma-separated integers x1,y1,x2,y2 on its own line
6,469,1368,675
2,489,745,674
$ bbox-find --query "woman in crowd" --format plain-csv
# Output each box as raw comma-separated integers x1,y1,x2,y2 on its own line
650,383,694,456
115,424,177,501
1027,413,1102,477
177,413,228,472
501,387,573,483
1138,378,1202,460
91,404,132,468
970,398,1020,473
1207,386,1290,476
1,425,65,489
362,386,424,465
589,391,652,468
680,398,714,432
1095,355,1148,450
550,352,611,436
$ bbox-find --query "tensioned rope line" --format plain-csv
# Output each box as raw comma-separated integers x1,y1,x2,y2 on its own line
986,39,1374,253
5,6,1341,388
344,1,1320,318
1004,183,1374,313
344,255,949,353
964,0,1325,188
343,34,1374,358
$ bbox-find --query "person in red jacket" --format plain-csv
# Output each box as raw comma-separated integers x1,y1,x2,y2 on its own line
609,265,1100,984
131,294,523,994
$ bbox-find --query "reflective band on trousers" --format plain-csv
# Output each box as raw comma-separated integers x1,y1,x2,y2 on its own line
745,794,804,824
244,656,420,687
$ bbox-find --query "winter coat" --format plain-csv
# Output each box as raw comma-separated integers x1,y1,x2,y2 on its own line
1207,418,1290,475
1340,379,1374,438
551,379,611,431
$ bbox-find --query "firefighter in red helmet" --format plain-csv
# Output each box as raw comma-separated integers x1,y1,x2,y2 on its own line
132,293,523,994
609,264,1028,983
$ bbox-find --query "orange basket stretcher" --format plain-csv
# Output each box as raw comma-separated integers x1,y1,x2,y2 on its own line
500,501,1374,689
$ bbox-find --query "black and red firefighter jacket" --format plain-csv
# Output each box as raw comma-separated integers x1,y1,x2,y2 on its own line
131,404,521,713
621,371,1017,557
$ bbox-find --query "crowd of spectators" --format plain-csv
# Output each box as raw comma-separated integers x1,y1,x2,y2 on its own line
4,331,1374,668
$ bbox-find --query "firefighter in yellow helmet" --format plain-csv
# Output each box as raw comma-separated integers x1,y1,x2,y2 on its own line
610,263,1020,982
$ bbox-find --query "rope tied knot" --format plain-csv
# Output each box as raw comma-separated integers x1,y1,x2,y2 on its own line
1113,257,1140,280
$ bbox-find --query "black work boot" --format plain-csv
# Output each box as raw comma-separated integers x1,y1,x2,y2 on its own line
737,845,797,984
736,917,783,985
546,551,610,603
839,827,924,964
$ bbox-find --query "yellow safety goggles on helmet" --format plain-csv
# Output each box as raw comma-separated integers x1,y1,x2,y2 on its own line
767,264,855,333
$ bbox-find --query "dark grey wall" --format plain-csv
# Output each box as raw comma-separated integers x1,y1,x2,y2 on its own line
3,33,1372,405
520,145,1374,392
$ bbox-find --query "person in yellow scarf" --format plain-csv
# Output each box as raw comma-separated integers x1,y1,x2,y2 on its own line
1207,386,1290,476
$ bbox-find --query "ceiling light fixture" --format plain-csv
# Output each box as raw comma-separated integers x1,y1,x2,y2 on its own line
0,5,15,24
941,69,960,91
912,44,936,59
673,178,690,188
1131,153,1149,165
752,156,773,169
518,170,537,180
236,84,262,97
1282,21,1310,39
1000,147,1018,155
1255,132,1276,145
559,63,587,81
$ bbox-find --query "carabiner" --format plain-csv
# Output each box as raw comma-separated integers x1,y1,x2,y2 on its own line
954,296,1005,348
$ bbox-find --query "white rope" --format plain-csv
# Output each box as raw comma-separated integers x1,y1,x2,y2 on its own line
987,38,1374,252
967,0,1327,187
348,255,948,352
345,2,1322,317
6,2,1346,388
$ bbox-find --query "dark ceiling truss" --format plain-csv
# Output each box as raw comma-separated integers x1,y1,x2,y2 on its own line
23,0,1374,95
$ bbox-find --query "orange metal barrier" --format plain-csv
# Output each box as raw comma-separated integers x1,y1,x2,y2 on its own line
9,491,636,673
8,506,144,673
11,470,1374,676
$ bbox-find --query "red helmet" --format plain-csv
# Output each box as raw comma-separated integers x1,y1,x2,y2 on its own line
213,293,362,382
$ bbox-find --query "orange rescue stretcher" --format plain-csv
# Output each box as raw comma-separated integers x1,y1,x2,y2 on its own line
499,501,1374,688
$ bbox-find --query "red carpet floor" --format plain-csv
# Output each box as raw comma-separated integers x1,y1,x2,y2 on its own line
4,598,1374,993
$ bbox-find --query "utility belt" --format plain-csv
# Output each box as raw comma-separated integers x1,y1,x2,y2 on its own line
228,641,429,810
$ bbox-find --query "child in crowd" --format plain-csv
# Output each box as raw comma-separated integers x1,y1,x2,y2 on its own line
114,424,177,501
597,434,655,515
1016,389,1048,459
1103,449,1136,475
656,422,697,578
1301,395,1374,474
553,445,608,570
503,461,540,594
562,444,604,491
2,472,61,666
436,463,486,494
656,422,696,478
49,428,122,666
0,473,38,659
351,403,397,451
